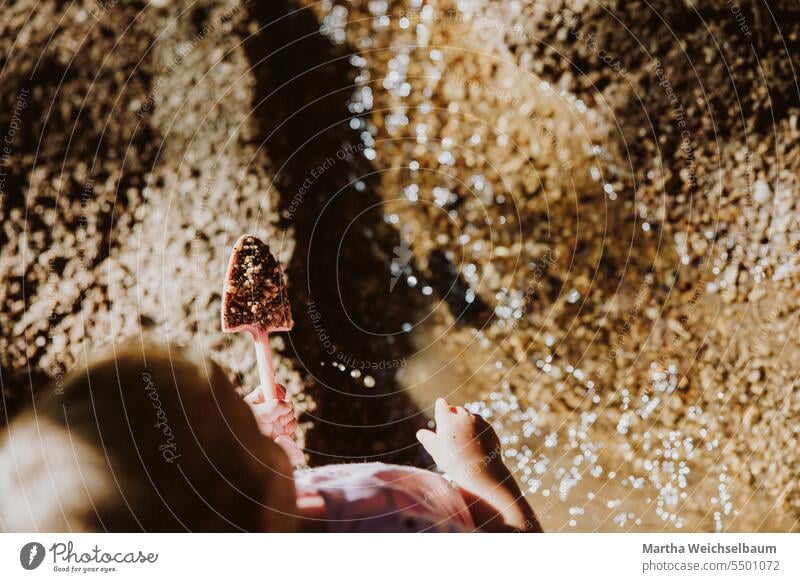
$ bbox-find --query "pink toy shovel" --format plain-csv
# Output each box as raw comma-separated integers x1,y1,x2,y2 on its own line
221,234,294,401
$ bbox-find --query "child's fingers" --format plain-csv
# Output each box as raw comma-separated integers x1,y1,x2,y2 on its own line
269,423,296,438
277,411,297,429
259,400,292,418
247,384,287,404
434,397,454,424
416,428,434,446
252,400,292,422
277,409,295,422
416,429,441,458
283,419,298,434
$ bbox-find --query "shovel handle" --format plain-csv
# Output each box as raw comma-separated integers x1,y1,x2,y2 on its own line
252,328,277,401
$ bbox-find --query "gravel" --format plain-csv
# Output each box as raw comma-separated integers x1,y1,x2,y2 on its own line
1,0,798,531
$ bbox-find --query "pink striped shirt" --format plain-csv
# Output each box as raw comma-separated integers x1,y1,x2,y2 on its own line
294,463,475,532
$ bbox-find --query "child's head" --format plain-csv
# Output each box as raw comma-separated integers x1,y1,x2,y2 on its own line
0,339,297,531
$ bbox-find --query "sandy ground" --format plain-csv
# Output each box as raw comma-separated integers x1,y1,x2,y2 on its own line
1,0,799,531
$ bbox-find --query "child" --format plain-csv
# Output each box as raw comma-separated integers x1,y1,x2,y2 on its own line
0,340,540,532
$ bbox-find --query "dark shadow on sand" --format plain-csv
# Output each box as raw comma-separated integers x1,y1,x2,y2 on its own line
242,1,434,466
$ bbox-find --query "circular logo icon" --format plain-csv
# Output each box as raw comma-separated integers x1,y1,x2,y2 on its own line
19,542,46,570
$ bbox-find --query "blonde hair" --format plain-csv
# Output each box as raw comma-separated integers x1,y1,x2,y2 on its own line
0,339,296,532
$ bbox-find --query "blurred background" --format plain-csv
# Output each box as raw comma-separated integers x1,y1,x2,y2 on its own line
1,0,799,531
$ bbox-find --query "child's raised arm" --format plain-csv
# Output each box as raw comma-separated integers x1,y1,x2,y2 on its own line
417,398,541,532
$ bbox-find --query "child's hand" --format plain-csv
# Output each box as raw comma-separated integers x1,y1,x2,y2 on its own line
245,384,304,466
417,397,541,532
416,397,508,489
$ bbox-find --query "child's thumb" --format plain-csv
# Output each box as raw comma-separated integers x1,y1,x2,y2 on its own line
416,429,440,456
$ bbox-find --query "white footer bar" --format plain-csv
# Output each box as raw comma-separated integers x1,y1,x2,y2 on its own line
1,533,797,581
